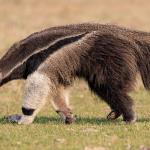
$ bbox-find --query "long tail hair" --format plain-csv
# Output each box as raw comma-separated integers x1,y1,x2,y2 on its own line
136,41,150,90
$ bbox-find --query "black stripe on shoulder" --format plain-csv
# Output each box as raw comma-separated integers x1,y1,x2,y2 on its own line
24,32,88,76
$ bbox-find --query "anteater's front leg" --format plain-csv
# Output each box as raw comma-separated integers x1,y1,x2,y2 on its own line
7,71,50,124
20,71,51,124
51,86,76,124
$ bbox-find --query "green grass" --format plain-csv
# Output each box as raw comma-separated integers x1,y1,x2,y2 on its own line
0,81,150,150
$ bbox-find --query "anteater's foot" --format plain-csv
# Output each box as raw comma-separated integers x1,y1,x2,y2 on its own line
56,110,76,124
5,114,22,123
65,115,76,124
18,115,34,125
107,110,121,120
5,114,34,125
123,112,137,123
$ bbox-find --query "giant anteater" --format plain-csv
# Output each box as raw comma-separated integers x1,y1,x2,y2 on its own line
0,23,149,124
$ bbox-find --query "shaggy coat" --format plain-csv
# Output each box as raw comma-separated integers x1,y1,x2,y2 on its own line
0,23,150,124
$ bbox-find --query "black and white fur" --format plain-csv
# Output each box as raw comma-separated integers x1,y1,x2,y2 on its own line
0,23,150,124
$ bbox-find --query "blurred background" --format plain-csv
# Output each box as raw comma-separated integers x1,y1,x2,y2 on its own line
1,0,150,54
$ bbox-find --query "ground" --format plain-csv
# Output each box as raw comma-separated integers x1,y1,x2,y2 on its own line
0,0,150,150
0,81,149,150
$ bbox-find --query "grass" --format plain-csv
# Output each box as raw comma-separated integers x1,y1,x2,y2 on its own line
0,81,150,150
0,0,150,149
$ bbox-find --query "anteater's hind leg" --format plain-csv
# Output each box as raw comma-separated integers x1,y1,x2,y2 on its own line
106,90,137,123
89,84,137,123
51,86,76,124
95,86,122,120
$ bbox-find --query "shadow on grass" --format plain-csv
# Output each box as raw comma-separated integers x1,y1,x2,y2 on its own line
0,116,120,125
34,117,150,124
0,116,150,125
34,116,116,125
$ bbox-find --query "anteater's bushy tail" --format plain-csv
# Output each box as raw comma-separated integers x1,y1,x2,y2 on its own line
136,41,150,90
